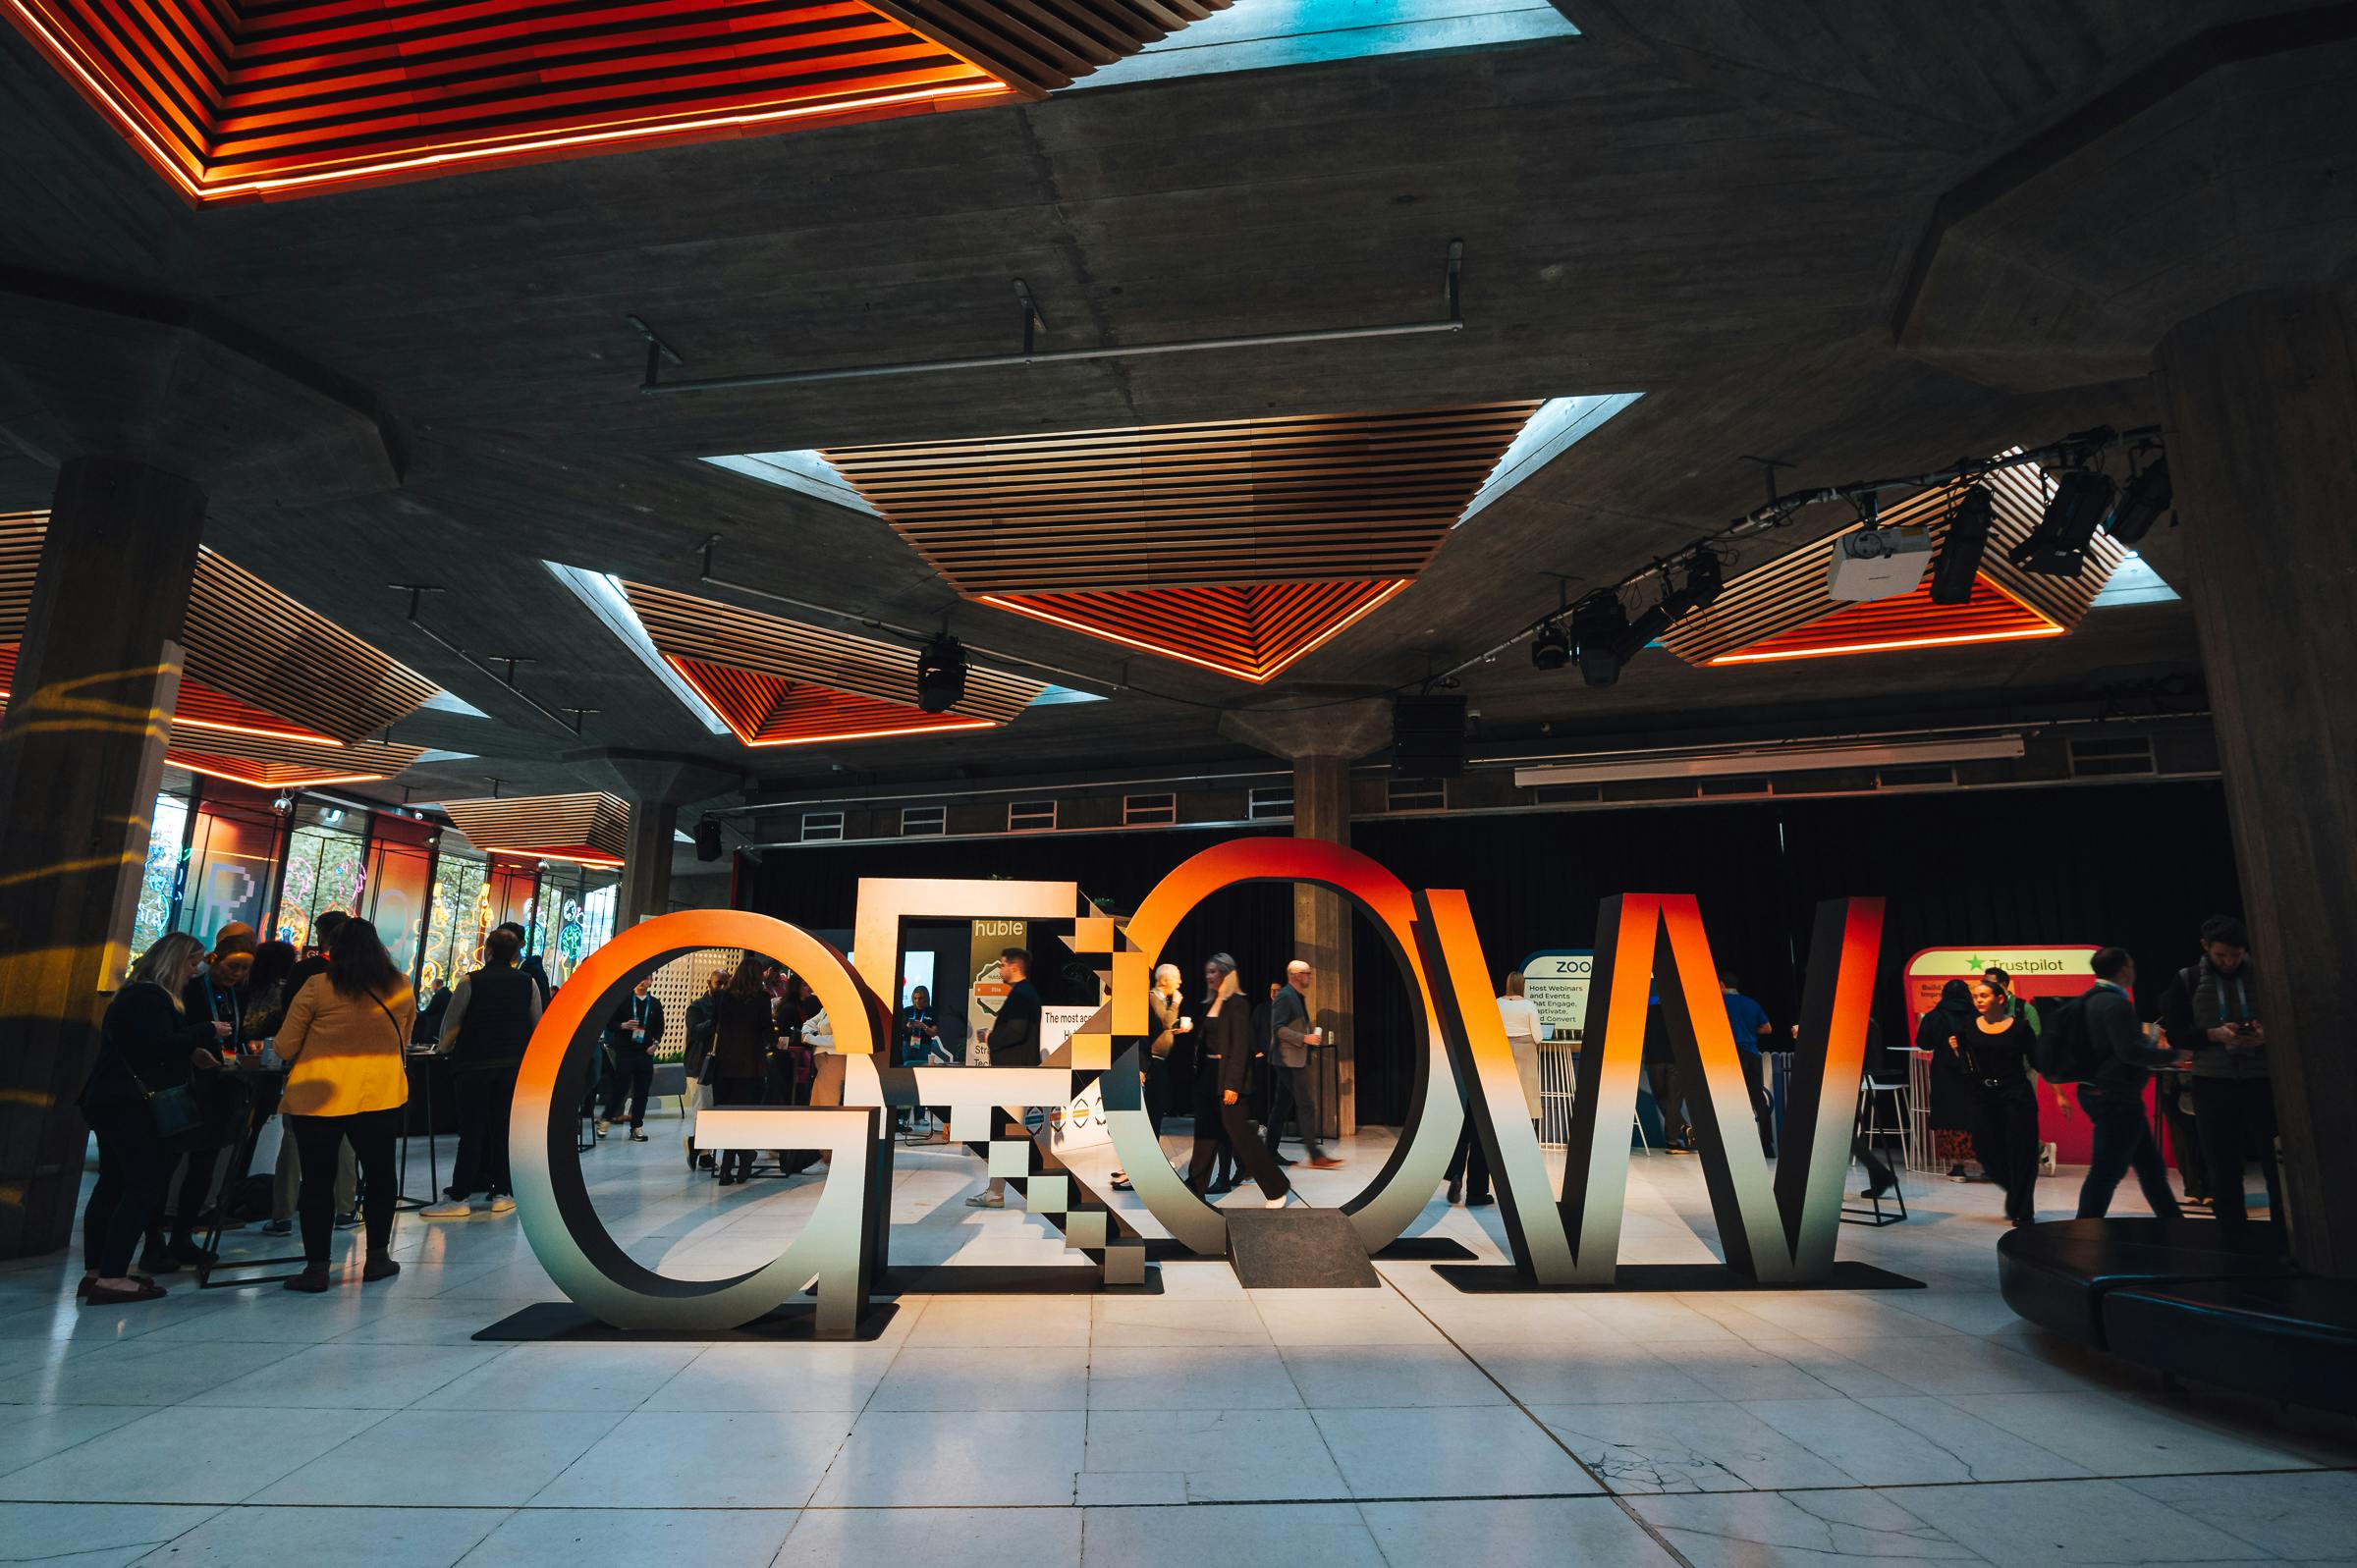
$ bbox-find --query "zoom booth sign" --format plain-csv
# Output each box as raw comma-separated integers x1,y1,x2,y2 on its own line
509,838,1884,1337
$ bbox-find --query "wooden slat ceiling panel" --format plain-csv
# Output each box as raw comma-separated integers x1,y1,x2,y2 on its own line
824,402,1543,597
184,547,438,742
1659,463,2125,667
440,791,630,864
623,579,1041,723
987,578,1406,684
859,0,1228,91
0,642,422,784
0,516,437,769
667,651,998,745
3,0,1233,199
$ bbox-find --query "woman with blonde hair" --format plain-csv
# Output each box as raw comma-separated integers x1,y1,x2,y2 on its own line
275,917,415,1292
78,932,231,1305
1183,954,1290,1208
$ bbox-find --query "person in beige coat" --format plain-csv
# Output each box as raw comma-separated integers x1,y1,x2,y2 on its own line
273,917,416,1293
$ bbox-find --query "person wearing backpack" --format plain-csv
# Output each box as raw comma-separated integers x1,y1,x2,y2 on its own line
2180,917,2282,1238
2067,947,2190,1221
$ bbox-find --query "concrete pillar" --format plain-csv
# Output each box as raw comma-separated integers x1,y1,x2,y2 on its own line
1291,753,1354,1138
2155,288,2357,1276
615,797,680,929
0,457,205,1257
562,749,741,933
1221,698,1394,1137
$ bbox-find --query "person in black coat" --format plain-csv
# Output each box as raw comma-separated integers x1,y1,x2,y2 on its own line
79,933,232,1305
1919,979,1980,1178
710,957,779,1185
1954,981,2043,1226
967,947,1044,1209
597,976,665,1139
1183,954,1290,1207
424,926,544,1216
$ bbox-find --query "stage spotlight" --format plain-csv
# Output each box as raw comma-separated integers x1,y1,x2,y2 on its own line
2008,469,2116,576
2104,458,2171,545
1569,593,1630,688
1660,552,1725,619
915,633,967,713
1929,483,1994,605
1530,620,1570,671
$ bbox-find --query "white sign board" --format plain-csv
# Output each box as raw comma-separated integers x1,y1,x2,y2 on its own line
1520,948,1594,1043
1039,1003,1112,1152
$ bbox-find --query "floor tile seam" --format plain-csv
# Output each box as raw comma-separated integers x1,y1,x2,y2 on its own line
470,1406,634,1513
1369,1248,1715,1568
59,1500,235,1568
19,1463,2347,1515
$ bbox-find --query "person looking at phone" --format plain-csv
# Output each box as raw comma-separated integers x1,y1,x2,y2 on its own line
2178,916,2282,1237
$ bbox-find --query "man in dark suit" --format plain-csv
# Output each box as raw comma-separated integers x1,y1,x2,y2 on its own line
1265,959,1342,1169
969,946,1042,1208
597,975,665,1141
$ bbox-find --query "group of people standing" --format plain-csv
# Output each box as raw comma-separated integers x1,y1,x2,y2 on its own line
1916,917,2281,1237
686,955,837,1184
79,913,422,1305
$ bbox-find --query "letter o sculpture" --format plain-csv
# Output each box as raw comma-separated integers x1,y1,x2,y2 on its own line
1111,838,1462,1253
509,909,884,1331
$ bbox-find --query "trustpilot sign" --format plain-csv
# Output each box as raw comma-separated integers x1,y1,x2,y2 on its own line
509,838,1884,1335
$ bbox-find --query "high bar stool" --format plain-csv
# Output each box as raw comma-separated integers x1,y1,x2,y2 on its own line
1844,1073,1910,1226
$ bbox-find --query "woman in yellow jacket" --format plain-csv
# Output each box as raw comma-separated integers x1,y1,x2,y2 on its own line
274,917,416,1292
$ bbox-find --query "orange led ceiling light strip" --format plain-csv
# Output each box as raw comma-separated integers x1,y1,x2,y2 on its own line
1708,578,2062,666
1,0,1021,201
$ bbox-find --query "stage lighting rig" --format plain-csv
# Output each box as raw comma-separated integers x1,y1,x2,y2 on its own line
2008,469,2116,576
1929,483,1994,605
1659,551,1725,619
2104,457,2172,545
1569,592,1631,688
1530,620,1570,671
915,632,968,713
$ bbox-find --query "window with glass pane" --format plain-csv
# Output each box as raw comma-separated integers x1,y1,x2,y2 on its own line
421,849,488,991
130,790,192,958
180,798,282,944
274,805,367,950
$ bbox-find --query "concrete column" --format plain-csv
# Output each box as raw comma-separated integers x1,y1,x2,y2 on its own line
1223,699,1394,1137
0,457,205,1258
1290,753,1354,1138
2155,288,2357,1276
615,797,680,929
562,749,740,934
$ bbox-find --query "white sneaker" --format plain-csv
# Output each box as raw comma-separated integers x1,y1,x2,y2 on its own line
420,1199,471,1218
594,1119,611,1136
1264,1193,1290,1209
487,1195,516,1214
964,1192,1005,1209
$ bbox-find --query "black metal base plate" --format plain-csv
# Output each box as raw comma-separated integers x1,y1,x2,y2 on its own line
878,1264,1164,1295
474,1300,904,1343
1434,1261,1926,1293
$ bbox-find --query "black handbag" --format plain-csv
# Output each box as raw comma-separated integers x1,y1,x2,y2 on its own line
120,1058,208,1148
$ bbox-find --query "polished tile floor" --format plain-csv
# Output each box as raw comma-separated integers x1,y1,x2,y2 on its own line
2,1118,2348,1566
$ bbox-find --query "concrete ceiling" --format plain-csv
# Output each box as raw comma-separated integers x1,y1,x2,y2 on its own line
0,0,2296,816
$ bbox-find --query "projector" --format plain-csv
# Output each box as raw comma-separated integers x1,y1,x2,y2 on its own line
1826,527,1933,602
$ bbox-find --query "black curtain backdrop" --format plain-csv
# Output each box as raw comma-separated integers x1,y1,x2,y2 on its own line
736,782,2243,1125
